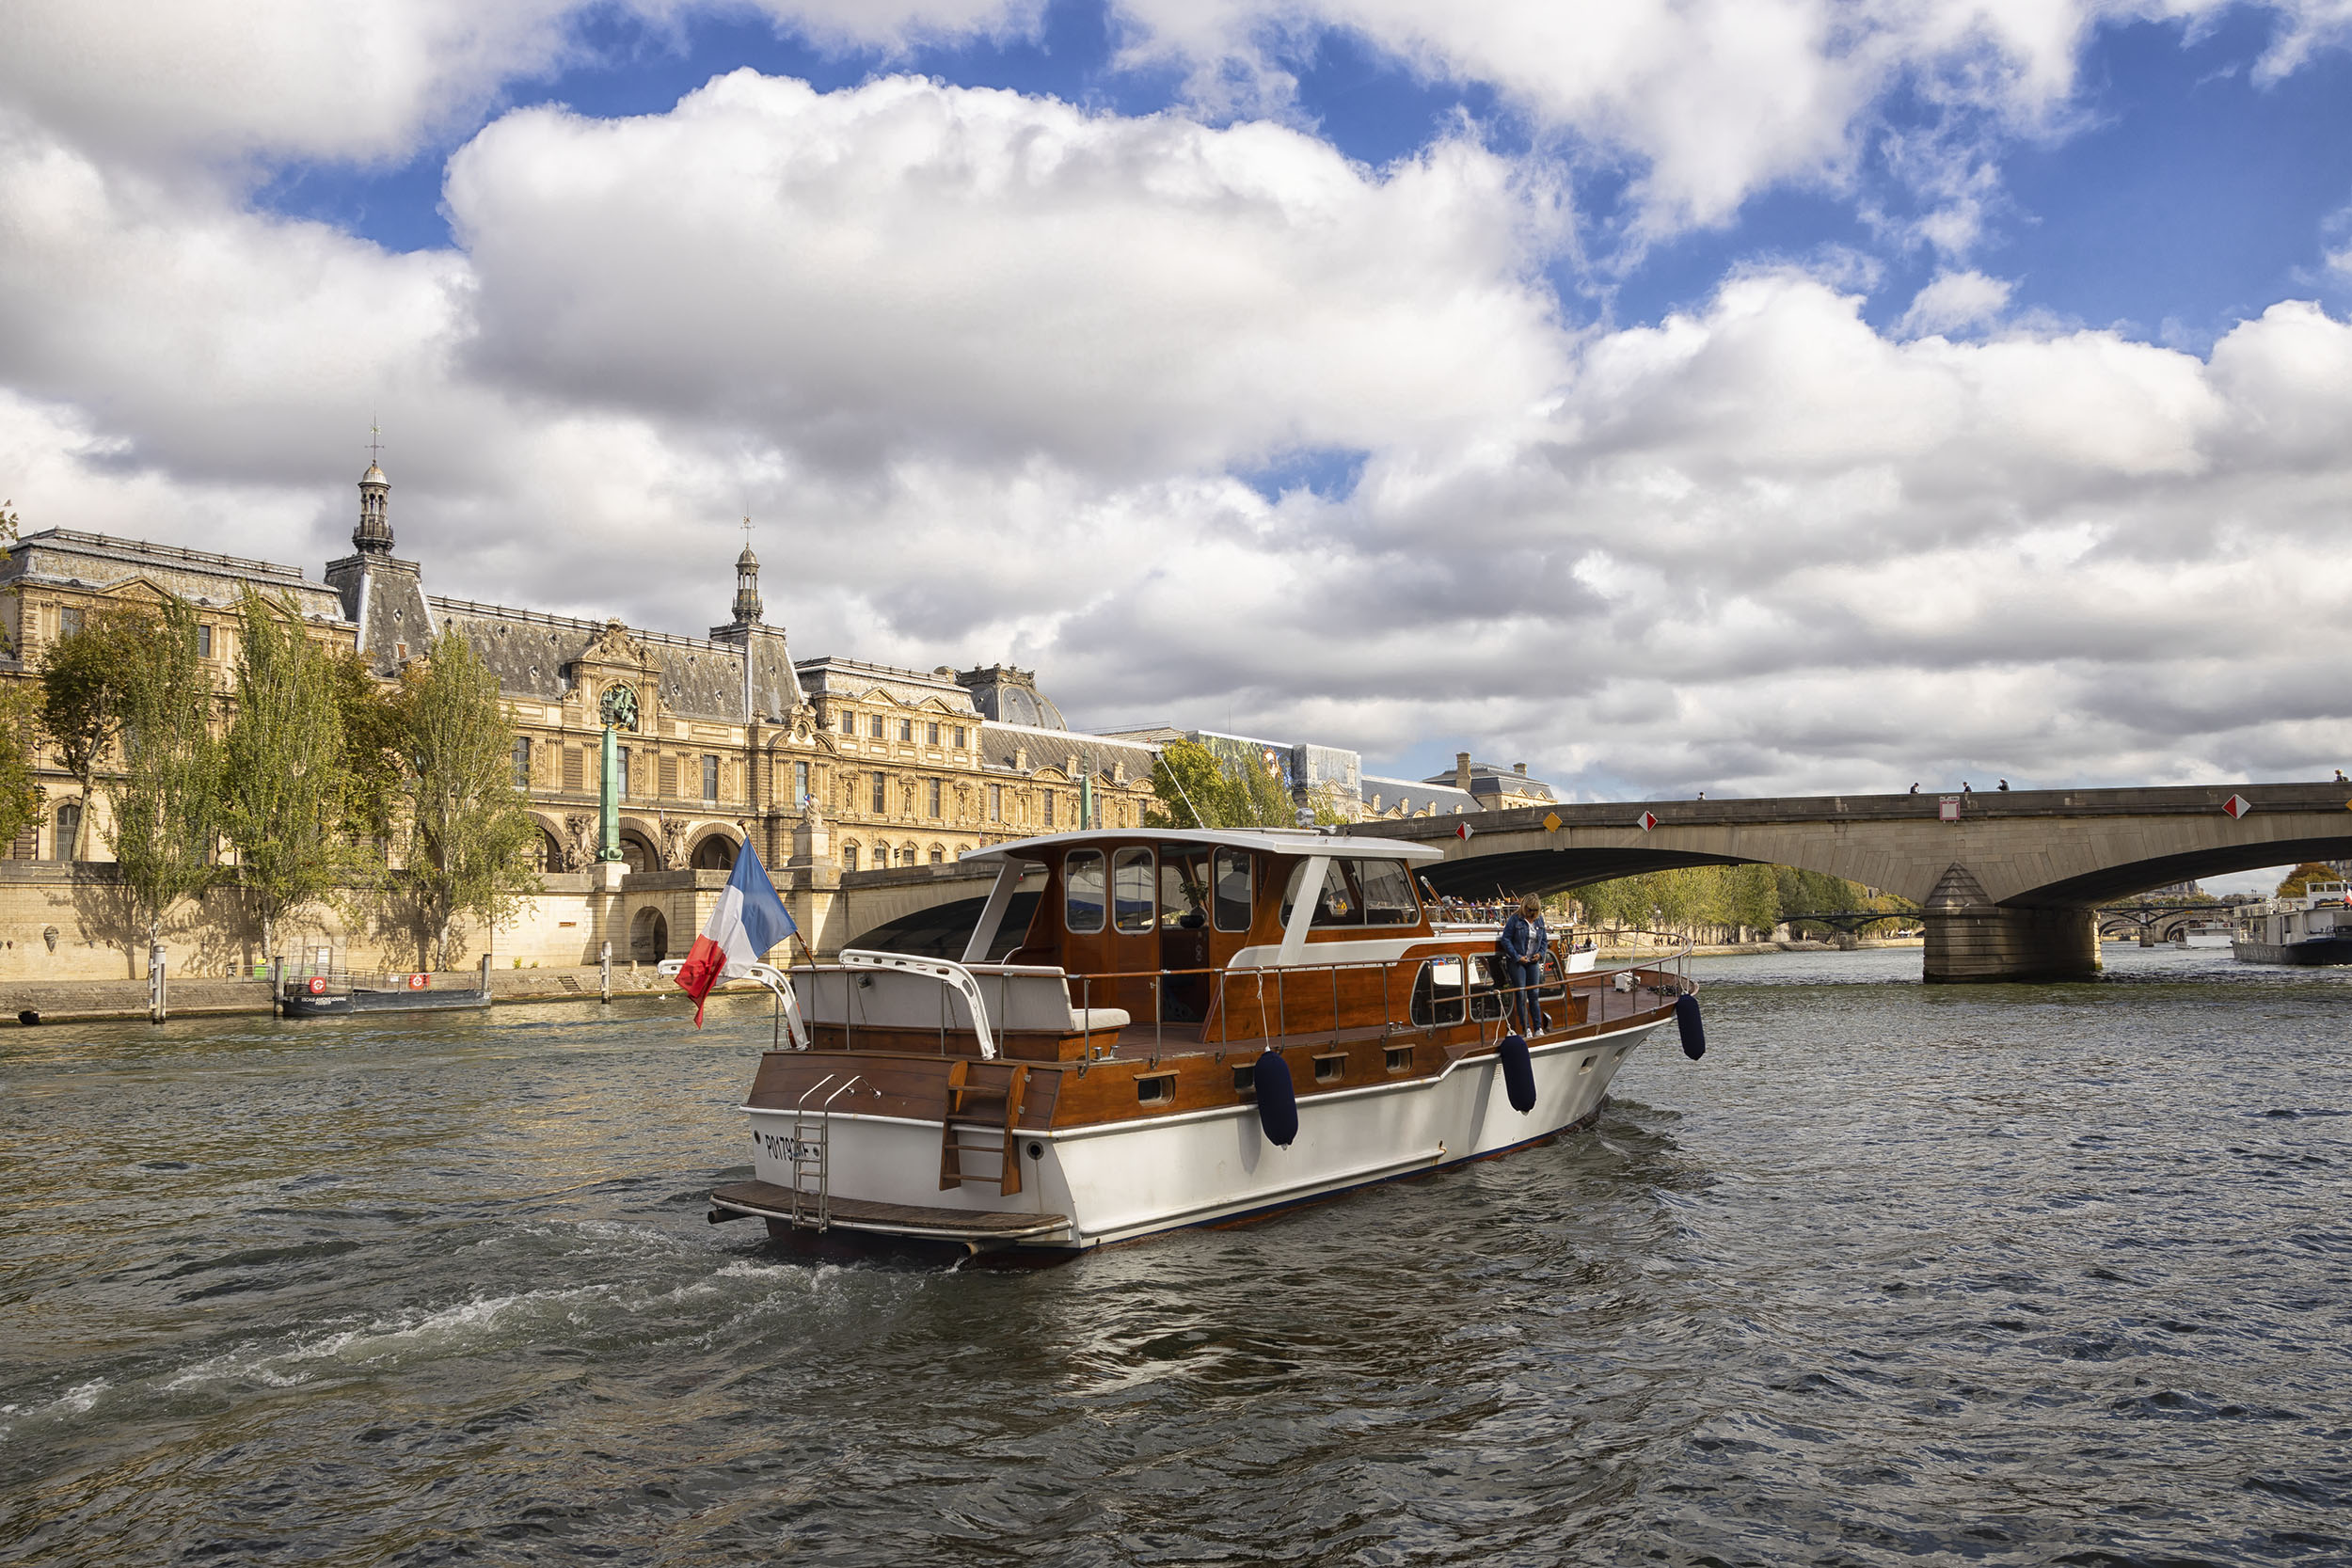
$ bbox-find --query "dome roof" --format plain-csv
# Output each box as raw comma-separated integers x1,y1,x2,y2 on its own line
737,544,759,567
360,462,388,486
956,664,1066,730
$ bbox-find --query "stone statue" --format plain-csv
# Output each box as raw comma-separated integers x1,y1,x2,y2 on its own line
801,793,824,827
659,815,689,869
563,813,596,870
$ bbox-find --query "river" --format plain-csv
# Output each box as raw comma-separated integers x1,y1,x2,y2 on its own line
2,941,2346,1566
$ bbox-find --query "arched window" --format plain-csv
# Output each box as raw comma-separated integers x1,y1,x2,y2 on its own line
52,801,82,862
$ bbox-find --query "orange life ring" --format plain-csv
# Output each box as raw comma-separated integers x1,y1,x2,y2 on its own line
407,972,429,990
307,976,326,995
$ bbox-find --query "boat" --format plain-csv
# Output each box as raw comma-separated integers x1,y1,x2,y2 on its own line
279,958,495,1018
2230,880,2352,966
686,827,1699,1260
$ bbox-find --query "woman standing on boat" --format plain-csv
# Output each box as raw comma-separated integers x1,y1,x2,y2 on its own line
1498,895,1549,1033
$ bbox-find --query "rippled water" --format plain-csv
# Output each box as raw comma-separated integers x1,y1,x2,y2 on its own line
4,941,2348,1566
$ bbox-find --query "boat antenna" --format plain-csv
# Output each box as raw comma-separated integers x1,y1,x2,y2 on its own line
1161,754,1207,829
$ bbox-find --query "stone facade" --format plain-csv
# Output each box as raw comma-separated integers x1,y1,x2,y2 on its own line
0,460,1157,969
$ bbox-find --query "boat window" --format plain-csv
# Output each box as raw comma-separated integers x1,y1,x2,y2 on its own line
1213,847,1252,932
1409,956,1467,1026
1112,847,1154,934
1281,860,1366,927
1356,859,1420,926
1160,847,1210,929
1064,849,1106,934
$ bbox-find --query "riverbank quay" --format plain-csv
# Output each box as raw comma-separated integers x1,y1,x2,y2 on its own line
0,964,729,1024
2,941,2343,1565
1597,934,1927,959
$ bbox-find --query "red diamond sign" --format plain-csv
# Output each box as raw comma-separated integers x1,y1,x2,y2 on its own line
1635,811,1659,832
2222,794,2252,818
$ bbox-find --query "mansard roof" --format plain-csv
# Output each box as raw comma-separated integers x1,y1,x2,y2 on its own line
433,596,803,722
4,528,347,620
795,656,979,715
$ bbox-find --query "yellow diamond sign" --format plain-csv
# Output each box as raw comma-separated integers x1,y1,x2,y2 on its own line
1542,811,1563,832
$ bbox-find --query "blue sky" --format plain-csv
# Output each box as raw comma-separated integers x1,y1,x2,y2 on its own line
5,0,2352,841
255,2,2352,348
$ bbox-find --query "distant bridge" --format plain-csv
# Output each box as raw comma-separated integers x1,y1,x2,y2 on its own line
797,782,2349,984
1354,783,2352,982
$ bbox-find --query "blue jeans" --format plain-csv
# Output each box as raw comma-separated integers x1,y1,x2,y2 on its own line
1502,959,1545,1033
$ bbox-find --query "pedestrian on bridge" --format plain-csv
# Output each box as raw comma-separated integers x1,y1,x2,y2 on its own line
1498,895,1549,1035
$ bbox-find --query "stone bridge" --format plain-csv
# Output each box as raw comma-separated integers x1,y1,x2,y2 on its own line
797,782,2351,982
1351,782,2351,981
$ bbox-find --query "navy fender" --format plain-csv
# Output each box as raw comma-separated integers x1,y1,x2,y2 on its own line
1498,1034,1536,1114
1254,1049,1298,1148
1676,992,1706,1060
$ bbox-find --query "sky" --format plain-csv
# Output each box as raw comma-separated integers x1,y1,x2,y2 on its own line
5,1,2352,871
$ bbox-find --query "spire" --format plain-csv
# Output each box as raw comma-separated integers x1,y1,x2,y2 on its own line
355,423,392,555
731,517,762,625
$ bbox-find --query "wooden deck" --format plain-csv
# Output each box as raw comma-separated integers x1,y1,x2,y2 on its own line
709,1180,1072,1240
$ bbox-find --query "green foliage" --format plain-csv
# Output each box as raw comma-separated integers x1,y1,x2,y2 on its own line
329,648,405,848
222,594,354,957
104,598,224,945
1148,738,1298,829
37,607,149,859
0,685,42,852
2275,863,2345,897
399,632,542,968
1571,862,1887,939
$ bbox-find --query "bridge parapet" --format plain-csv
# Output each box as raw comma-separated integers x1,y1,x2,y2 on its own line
1355,781,2352,982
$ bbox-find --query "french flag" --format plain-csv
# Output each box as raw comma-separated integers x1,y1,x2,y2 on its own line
674,839,796,1025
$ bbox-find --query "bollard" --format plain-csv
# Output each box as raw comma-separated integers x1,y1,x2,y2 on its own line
149,942,167,1024
600,941,612,1004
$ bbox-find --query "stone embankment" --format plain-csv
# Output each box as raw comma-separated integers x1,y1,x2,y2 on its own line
1,965,697,1025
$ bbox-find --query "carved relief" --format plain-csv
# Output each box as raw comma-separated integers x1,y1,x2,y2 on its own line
563,813,596,870
659,814,690,869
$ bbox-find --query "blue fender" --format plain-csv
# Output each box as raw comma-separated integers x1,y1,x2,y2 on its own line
1253,1049,1297,1148
1498,1034,1536,1113
1676,992,1706,1060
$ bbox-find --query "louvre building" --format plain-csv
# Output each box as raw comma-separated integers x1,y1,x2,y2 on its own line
0,461,1158,970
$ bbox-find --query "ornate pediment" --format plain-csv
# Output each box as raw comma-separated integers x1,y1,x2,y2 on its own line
581,618,647,668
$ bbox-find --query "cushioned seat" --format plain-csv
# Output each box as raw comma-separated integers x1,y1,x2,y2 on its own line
1070,1006,1131,1032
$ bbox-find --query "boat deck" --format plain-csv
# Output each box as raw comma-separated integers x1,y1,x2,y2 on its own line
1092,975,1670,1062
709,1180,1072,1240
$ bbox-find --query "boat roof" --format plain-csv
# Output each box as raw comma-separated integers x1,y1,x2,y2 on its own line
962,827,1445,866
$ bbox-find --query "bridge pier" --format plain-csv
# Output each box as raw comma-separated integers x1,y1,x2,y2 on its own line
1921,863,2100,982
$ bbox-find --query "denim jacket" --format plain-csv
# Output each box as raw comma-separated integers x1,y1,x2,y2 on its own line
1498,911,1547,965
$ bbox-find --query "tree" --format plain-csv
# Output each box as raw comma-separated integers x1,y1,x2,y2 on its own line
1726,862,1780,937
329,648,405,849
221,593,351,958
0,685,41,853
105,597,224,948
37,607,149,860
2275,863,2344,897
1148,738,1300,829
399,631,542,968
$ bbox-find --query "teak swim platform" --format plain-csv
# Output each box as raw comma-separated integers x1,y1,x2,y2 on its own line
689,827,1697,1258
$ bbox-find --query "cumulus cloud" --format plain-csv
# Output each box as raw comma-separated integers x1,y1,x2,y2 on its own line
1898,270,2013,337
446,71,1567,477
5,6,2352,804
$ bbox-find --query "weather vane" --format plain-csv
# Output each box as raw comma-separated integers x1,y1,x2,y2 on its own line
367,419,384,466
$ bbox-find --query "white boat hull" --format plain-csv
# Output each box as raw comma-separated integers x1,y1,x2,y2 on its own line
740,1018,1668,1251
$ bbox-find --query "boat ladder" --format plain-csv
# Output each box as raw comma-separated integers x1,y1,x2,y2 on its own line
940,1060,1028,1197
789,1074,864,1230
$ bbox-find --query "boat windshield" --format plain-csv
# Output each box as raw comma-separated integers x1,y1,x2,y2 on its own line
1280,858,1422,928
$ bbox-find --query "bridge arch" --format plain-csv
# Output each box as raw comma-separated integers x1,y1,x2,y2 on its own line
1359,783,2352,982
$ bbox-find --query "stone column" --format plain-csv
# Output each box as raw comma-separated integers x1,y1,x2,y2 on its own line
789,801,841,958
1920,863,2101,983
